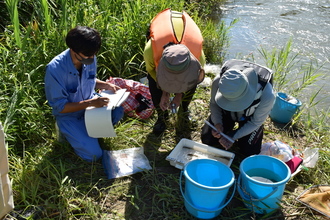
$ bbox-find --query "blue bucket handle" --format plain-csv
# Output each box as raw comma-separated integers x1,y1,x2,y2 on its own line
237,174,278,202
180,171,236,213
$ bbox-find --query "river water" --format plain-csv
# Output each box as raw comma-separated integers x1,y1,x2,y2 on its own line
217,0,330,110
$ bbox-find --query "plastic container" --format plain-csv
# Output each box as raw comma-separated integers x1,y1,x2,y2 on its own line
180,159,236,219
237,155,291,214
270,92,302,124
166,138,235,169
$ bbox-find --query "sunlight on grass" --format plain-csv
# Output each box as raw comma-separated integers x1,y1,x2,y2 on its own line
1,0,329,219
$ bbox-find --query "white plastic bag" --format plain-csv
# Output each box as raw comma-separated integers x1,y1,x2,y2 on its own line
302,148,319,168
102,147,152,179
259,140,295,162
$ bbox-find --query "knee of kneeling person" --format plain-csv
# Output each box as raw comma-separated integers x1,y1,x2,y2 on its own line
112,106,124,125
76,148,102,162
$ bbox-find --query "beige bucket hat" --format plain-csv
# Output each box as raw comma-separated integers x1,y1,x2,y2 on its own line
156,44,204,93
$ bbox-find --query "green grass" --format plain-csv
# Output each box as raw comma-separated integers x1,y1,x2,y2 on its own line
1,0,329,219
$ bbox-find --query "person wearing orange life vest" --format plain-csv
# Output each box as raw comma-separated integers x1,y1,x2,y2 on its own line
143,8,206,135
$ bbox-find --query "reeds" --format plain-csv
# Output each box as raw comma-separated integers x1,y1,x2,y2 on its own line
1,0,329,219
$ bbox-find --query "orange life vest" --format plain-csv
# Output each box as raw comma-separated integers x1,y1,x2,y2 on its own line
149,8,203,67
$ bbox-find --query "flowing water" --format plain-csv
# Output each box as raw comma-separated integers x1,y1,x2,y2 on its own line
217,0,330,110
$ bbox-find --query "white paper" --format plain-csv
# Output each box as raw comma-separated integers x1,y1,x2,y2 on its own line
84,89,130,138
85,105,116,137
100,89,130,109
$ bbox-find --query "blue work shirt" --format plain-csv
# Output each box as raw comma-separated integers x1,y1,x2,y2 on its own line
45,49,97,120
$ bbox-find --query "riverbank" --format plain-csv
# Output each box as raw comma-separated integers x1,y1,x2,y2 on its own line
221,0,330,110
1,0,329,219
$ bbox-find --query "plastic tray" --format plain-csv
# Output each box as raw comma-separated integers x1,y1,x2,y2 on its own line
166,138,235,170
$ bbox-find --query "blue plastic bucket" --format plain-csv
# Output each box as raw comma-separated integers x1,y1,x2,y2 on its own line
270,92,302,124
180,159,236,219
237,155,291,214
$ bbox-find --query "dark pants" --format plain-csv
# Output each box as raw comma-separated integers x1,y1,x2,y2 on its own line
201,115,263,157
147,74,196,119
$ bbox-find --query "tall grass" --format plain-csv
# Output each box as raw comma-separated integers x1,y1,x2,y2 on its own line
2,0,329,219
258,39,329,133
5,0,21,48
1,0,231,218
258,39,324,97
1,0,229,150
257,40,330,220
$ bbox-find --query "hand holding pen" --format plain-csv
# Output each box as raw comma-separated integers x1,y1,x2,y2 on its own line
94,93,110,107
204,120,234,150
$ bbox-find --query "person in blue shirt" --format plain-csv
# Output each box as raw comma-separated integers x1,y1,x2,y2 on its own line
45,26,124,162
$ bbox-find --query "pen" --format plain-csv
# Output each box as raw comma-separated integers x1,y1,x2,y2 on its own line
94,92,102,97
204,120,235,143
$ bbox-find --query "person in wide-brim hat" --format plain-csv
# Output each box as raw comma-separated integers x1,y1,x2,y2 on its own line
215,67,258,112
201,59,275,158
156,44,205,94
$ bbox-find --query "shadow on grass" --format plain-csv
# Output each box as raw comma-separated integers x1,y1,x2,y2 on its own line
9,117,299,219
120,128,288,219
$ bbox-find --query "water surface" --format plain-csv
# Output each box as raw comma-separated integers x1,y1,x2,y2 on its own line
218,0,330,109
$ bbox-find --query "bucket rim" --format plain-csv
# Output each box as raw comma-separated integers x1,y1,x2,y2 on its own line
184,159,235,190
240,155,291,186
277,92,302,107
